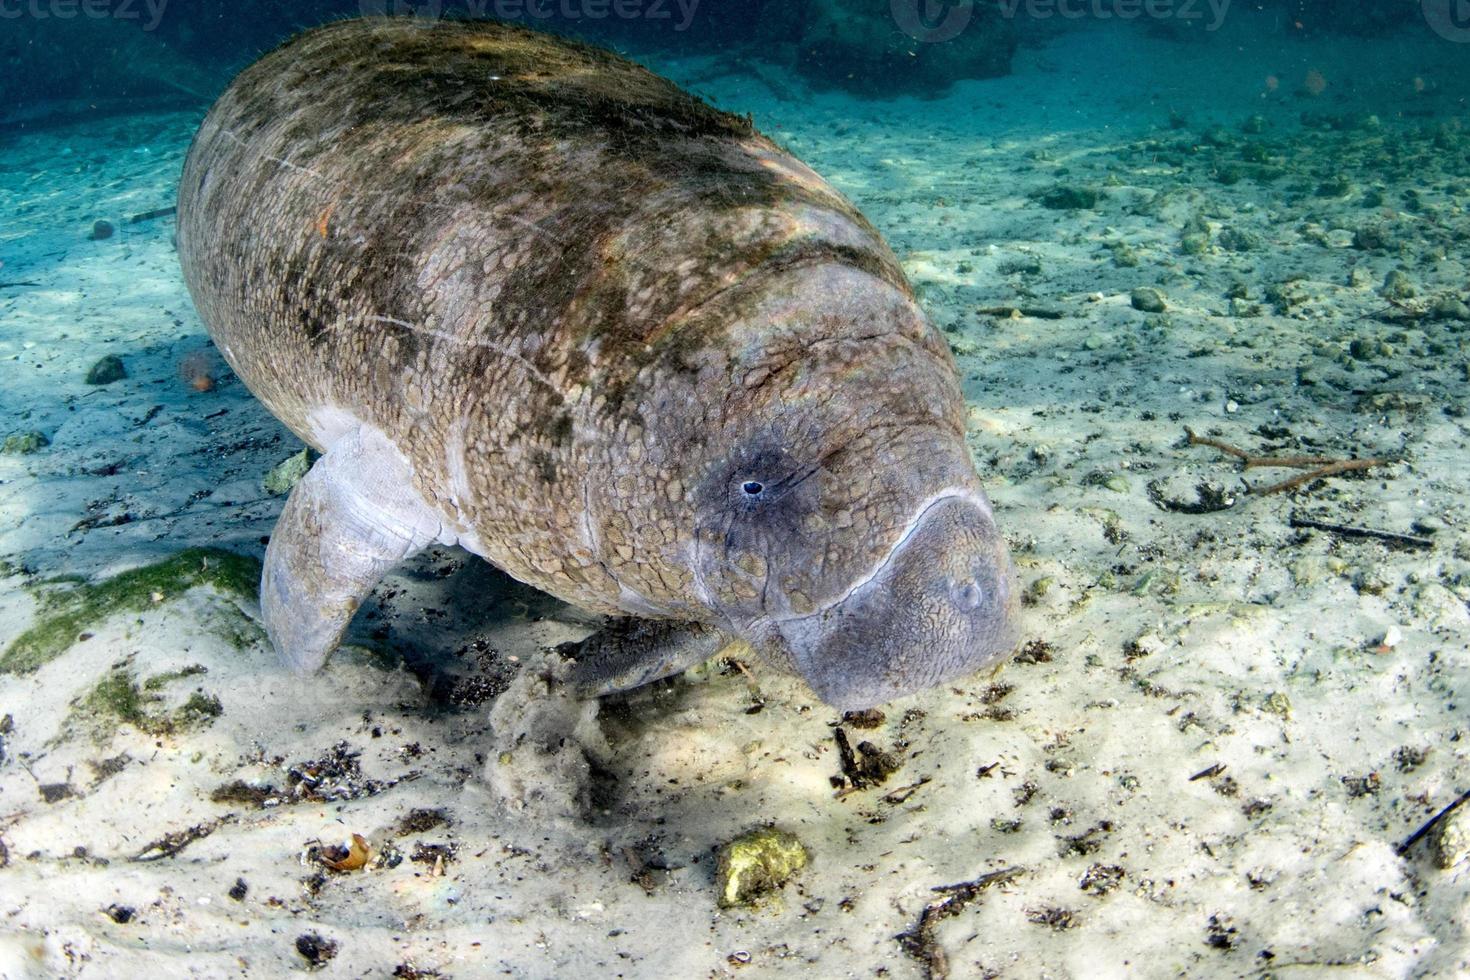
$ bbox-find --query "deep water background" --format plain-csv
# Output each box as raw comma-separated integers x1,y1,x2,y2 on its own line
1,0,1465,125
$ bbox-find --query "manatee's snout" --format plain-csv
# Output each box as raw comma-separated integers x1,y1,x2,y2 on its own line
775,494,1016,711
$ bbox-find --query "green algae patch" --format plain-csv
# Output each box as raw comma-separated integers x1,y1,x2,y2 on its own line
1,548,261,675
715,827,809,908
2,431,49,455
263,448,317,496
76,663,222,738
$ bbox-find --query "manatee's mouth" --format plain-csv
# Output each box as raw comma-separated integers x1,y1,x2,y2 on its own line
771,488,993,627
766,490,1015,710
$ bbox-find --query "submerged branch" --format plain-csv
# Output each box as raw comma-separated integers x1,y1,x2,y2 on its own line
896,867,1025,980
1184,427,1387,495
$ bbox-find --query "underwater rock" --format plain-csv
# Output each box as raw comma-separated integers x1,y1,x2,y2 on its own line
1229,298,1262,318
1238,142,1272,164
1217,227,1262,253
294,933,338,968
715,827,809,908
1038,185,1100,211
1381,269,1416,301
89,219,115,241
1131,288,1167,313
1349,338,1393,362
1265,281,1306,314
1,431,49,455
1352,225,1391,251
262,448,316,496
1200,126,1233,148
84,355,126,385
1433,810,1468,870
1108,242,1141,268
1180,232,1210,256
792,0,1015,96
1428,295,1470,322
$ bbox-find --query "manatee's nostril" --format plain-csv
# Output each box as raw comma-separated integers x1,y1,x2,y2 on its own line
950,579,984,611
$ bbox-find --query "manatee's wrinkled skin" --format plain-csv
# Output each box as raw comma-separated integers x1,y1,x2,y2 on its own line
177,17,1015,710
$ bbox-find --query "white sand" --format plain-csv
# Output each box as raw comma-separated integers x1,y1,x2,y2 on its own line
1,14,1467,979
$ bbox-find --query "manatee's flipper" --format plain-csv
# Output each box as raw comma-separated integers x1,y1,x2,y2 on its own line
261,426,445,673
558,618,743,697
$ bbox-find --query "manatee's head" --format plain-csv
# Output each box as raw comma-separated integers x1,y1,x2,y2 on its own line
685,264,1017,710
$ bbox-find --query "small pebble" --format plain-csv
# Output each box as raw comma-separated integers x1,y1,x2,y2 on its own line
1131,288,1167,313
295,933,338,967
85,354,127,386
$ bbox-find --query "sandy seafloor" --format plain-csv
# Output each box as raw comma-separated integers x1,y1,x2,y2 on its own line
1,15,1469,979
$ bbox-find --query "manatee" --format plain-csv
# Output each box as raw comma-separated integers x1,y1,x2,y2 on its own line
176,17,1015,711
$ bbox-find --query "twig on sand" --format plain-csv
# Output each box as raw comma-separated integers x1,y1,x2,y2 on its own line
881,778,932,805
1396,788,1470,858
133,816,232,862
1289,515,1434,551
1353,295,1422,324
896,867,1025,980
128,205,177,224
1185,427,1387,495
976,305,1067,320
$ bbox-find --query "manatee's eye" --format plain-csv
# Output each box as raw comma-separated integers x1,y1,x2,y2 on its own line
741,480,765,497
950,579,985,612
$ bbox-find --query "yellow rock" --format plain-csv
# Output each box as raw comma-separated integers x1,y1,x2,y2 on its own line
715,827,809,908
